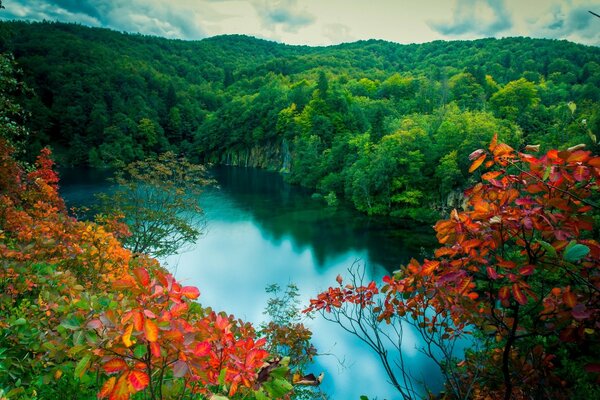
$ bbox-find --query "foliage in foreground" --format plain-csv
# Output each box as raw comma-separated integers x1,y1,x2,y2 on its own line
306,136,600,399
0,139,295,399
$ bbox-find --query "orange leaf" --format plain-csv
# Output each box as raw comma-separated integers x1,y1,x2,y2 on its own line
132,311,143,331
98,377,116,399
122,324,133,348
110,373,131,400
498,286,510,301
127,370,149,392
512,284,527,305
481,171,502,181
180,286,200,300
150,342,161,358
103,358,128,374
563,291,577,308
489,133,498,152
469,154,487,173
494,143,514,157
133,268,150,287
588,157,600,168
566,150,590,163
144,318,158,342
113,276,136,290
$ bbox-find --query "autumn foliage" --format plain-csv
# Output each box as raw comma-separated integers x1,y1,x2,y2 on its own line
306,136,600,399
0,139,290,399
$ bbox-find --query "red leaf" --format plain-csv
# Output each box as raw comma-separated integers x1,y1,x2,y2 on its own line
127,370,149,392
573,165,590,182
133,268,150,287
519,265,535,276
469,153,487,173
180,286,200,300
103,358,128,374
144,318,158,342
486,266,499,280
512,284,528,305
584,363,600,373
193,341,211,357
336,274,343,285
87,319,102,330
98,377,116,399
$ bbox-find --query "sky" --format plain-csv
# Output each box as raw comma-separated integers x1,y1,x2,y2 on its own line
1,0,599,47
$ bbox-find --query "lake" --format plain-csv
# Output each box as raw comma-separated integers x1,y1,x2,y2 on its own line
60,166,441,399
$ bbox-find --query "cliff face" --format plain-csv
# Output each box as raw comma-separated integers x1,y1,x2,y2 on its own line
205,139,291,171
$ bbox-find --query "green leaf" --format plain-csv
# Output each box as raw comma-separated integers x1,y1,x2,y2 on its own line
360,396,370,400
269,366,289,379
73,330,85,346
133,345,147,358
218,368,227,388
209,395,229,400
12,318,26,326
74,354,91,379
264,378,293,398
537,240,557,258
60,316,82,330
542,166,551,181
563,241,590,263
254,390,269,400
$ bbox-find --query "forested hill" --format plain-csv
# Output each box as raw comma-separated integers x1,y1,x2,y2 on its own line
3,20,600,221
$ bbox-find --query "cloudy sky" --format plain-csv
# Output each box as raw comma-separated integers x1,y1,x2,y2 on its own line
1,0,599,46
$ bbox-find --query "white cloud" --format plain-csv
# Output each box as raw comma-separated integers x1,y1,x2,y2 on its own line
1,0,598,46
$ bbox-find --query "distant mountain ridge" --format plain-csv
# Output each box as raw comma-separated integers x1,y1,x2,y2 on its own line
2,20,599,220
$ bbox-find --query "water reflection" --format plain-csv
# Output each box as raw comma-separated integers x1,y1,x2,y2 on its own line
208,166,437,271
60,166,442,399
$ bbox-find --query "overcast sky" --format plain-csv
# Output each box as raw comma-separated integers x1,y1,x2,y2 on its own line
1,0,599,46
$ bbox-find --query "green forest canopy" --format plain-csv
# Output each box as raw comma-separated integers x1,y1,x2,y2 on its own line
3,20,600,221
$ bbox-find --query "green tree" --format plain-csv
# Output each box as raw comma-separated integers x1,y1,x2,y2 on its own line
98,152,213,257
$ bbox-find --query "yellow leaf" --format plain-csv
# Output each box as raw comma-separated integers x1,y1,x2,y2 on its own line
122,323,133,348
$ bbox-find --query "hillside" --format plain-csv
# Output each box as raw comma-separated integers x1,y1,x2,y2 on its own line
2,20,600,220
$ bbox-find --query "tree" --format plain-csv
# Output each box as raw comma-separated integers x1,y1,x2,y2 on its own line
99,152,213,258
306,137,600,399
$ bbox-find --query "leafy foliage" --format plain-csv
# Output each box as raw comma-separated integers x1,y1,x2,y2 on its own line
0,139,294,399
306,137,600,399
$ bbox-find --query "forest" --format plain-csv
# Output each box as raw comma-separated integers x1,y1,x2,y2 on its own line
1,17,599,400
2,20,600,221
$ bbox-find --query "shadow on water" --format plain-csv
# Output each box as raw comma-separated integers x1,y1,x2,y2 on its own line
209,166,437,271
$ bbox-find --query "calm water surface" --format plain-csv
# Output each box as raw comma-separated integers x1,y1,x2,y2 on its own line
60,166,441,399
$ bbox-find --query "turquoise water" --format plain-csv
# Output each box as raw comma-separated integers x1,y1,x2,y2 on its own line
60,166,441,399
